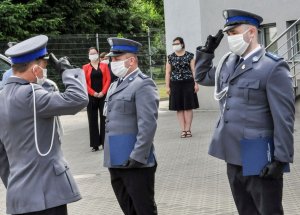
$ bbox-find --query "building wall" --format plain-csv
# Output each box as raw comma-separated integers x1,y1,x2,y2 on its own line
164,0,300,109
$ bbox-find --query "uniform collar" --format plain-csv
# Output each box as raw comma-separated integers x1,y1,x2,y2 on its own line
122,67,139,81
229,47,265,81
110,68,141,96
6,76,30,85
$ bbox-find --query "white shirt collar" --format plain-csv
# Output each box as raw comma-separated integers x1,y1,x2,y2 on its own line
122,67,139,81
243,45,262,60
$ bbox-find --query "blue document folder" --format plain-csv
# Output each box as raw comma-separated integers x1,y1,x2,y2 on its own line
109,134,154,166
240,138,290,176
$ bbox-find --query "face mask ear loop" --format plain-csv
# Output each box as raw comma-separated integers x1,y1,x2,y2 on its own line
30,83,55,156
124,57,132,73
32,65,37,81
244,28,252,44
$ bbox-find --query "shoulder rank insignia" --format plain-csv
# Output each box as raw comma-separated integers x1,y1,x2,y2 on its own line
265,52,283,61
138,73,149,79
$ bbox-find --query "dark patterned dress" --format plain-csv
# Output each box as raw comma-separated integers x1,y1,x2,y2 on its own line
168,51,199,111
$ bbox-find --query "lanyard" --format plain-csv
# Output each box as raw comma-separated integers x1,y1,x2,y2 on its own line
30,83,55,156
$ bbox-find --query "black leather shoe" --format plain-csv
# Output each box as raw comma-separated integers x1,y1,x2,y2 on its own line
92,147,99,152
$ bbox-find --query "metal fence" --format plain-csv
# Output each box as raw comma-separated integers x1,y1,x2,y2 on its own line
0,30,166,89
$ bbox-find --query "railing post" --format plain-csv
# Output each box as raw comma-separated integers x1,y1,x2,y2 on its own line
96,33,99,51
147,27,153,79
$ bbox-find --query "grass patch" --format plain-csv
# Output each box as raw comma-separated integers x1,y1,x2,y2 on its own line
155,79,169,100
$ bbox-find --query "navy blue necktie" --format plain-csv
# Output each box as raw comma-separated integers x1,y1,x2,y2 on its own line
117,78,123,87
234,57,244,70
235,57,244,69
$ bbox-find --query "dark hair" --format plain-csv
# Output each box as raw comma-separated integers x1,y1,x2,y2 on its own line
173,37,185,49
88,47,98,53
12,59,41,73
12,63,30,73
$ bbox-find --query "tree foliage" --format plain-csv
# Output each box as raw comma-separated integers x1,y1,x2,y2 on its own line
0,0,164,41
0,0,63,41
130,0,164,33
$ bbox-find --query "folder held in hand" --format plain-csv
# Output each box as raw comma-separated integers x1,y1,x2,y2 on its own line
109,134,154,166
240,138,290,176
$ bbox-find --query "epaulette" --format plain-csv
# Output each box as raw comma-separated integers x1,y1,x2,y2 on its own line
265,52,283,61
138,73,149,79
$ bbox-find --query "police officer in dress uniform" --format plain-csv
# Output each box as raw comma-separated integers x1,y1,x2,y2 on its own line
103,38,159,215
195,9,295,215
0,35,89,215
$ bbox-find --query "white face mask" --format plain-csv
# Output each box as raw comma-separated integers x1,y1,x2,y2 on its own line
102,59,109,64
227,29,251,56
34,65,47,85
172,44,182,52
89,54,99,61
110,58,131,78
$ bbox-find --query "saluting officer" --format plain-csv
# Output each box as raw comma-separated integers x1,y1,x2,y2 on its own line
0,35,88,215
195,9,295,214
103,38,159,215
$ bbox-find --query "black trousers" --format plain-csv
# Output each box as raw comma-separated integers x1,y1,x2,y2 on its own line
87,95,105,148
109,166,158,215
227,163,283,215
14,205,67,215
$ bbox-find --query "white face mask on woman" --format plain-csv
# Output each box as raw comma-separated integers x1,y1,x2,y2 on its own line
227,29,251,56
172,44,182,52
89,54,99,61
110,58,131,78
101,59,109,64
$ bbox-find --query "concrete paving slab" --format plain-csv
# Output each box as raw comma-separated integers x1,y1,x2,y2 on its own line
1,102,300,214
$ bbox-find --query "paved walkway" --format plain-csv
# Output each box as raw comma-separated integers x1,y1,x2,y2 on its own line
1,101,300,214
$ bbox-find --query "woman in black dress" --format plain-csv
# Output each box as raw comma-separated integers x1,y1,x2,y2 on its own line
165,37,199,138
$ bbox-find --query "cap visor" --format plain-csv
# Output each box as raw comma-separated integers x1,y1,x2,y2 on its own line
36,54,49,60
223,24,239,32
106,52,125,57
42,55,49,60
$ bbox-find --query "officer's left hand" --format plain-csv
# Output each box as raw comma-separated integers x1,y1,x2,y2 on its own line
123,158,144,168
260,160,286,179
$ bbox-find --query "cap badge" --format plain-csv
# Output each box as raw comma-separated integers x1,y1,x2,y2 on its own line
223,10,228,19
108,38,113,46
